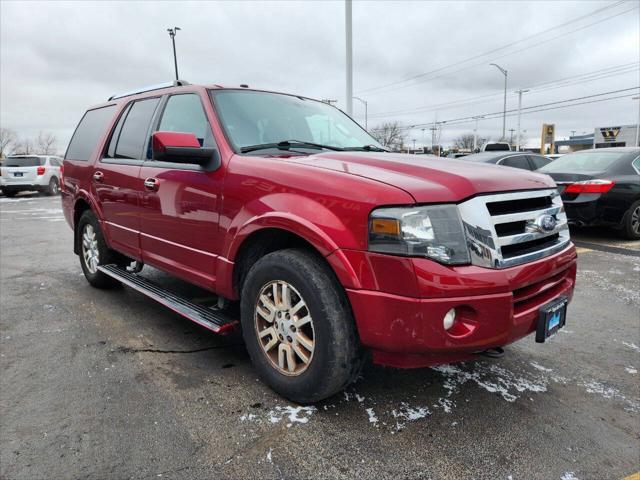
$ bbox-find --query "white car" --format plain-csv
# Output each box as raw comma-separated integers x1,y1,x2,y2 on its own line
0,155,62,197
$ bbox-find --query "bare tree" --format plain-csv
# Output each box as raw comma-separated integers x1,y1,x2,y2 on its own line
370,121,406,151
0,128,17,158
14,139,35,155
453,133,475,150
36,131,57,155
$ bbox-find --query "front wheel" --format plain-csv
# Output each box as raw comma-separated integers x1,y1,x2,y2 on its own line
620,200,640,240
240,249,363,404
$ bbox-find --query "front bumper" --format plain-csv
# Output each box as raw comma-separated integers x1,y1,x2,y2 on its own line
343,245,577,368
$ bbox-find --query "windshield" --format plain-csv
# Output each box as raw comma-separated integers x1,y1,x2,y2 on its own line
5,156,44,167
539,151,627,173
210,90,381,152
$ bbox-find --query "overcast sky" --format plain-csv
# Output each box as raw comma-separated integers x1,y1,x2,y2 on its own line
1,0,638,153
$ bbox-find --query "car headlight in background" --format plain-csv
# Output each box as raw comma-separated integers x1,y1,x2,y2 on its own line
368,204,470,265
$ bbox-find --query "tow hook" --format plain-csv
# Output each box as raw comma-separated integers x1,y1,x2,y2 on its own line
478,346,505,358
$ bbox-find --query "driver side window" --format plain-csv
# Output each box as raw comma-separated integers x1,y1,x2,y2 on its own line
156,94,215,152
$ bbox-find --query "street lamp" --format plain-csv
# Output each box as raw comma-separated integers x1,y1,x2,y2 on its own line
345,0,353,116
490,63,508,140
515,89,529,151
353,96,368,131
167,27,181,81
473,115,485,151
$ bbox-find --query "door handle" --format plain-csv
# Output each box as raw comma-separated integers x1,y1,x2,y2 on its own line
144,177,159,191
92,171,104,182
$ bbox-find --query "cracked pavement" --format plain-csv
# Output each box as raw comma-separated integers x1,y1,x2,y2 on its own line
1,194,639,480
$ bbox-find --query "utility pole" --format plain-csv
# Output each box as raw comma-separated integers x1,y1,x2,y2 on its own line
167,27,181,81
515,88,529,151
473,115,484,152
353,96,368,130
571,130,576,137
509,129,515,147
633,96,640,147
412,139,416,152
345,0,353,116
490,63,508,140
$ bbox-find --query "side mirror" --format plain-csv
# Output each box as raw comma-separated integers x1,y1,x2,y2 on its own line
152,131,219,167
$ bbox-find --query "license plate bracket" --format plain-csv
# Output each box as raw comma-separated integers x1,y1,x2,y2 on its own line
14,172,23,177
535,296,567,343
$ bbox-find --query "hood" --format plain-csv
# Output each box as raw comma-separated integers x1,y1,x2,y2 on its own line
289,151,555,203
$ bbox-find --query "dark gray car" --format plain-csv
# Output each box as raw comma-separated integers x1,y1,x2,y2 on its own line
461,151,551,171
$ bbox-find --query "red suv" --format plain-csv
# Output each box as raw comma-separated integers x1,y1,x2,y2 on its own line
62,81,577,403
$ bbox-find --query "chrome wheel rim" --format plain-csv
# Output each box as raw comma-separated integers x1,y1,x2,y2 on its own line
82,224,99,274
51,181,58,194
254,280,315,376
632,206,639,235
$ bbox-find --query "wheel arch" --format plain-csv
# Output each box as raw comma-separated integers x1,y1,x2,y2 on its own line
219,223,361,301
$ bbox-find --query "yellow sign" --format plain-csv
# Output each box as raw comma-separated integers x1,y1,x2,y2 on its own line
540,124,555,154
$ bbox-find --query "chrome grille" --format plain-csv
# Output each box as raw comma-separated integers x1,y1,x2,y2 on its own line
458,188,571,269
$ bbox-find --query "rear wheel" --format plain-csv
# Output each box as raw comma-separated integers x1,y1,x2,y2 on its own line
240,249,363,404
46,177,59,196
77,210,123,289
620,200,640,240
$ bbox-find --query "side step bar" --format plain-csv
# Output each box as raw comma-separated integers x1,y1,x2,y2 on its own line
98,264,237,334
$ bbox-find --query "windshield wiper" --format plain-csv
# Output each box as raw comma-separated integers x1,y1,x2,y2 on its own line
342,145,388,152
240,140,344,153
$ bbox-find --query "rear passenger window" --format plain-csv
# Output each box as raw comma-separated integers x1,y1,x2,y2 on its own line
111,98,160,159
157,94,214,148
499,155,531,170
65,105,116,161
529,155,550,170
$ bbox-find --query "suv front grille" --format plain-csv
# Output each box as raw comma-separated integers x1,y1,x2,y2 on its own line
458,189,571,269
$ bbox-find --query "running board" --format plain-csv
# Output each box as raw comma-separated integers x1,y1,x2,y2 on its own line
98,264,237,334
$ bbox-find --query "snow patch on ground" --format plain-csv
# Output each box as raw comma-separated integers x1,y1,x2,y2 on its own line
391,403,430,431
432,363,547,403
578,269,640,305
561,472,580,480
365,407,379,426
625,366,637,374
580,380,640,413
268,405,317,425
530,361,553,372
621,341,640,353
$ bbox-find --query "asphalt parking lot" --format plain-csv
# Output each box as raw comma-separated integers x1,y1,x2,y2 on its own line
1,193,639,480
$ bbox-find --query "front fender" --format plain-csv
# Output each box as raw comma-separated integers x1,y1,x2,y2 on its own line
218,193,364,296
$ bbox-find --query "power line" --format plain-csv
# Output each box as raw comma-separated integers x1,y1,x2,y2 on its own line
357,2,637,97
400,87,639,130
367,63,639,119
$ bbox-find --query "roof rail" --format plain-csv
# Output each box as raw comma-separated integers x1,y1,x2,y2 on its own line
108,79,190,101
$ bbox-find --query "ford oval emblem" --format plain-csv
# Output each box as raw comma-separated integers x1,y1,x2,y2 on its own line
538,214,557,232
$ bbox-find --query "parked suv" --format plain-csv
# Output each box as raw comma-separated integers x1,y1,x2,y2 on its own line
62,82,577,403
1,155,62,197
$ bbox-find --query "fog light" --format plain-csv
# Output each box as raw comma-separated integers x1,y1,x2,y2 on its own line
443,308,456,331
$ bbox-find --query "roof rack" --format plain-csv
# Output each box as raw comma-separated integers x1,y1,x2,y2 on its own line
108,79,190,101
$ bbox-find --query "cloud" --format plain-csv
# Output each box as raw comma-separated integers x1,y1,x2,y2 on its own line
1,0,638,151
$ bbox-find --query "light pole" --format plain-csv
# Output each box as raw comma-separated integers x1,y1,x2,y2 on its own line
353,96,368,130
633,96,640,147
473,115,484,151
167,27,181,81
412,139,416,152
515,88,529,151
490,63,508,140
345,0,353,116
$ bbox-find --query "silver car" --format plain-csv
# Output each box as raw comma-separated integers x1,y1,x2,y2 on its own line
0,155,62,197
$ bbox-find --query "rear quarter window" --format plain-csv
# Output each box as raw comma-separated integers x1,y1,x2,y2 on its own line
5,156,44,167
65,105,116,161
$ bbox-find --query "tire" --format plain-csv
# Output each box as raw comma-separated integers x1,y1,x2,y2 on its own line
620,200,640,240
46,177,59,196
77,210,123,289
240,248,363,404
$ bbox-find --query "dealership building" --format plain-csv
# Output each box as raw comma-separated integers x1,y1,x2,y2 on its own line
555,124,639,153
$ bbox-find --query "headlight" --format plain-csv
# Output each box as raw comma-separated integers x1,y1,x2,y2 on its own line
368,204,470,265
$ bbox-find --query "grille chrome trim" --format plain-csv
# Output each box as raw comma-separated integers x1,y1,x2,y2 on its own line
458,188,571,269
